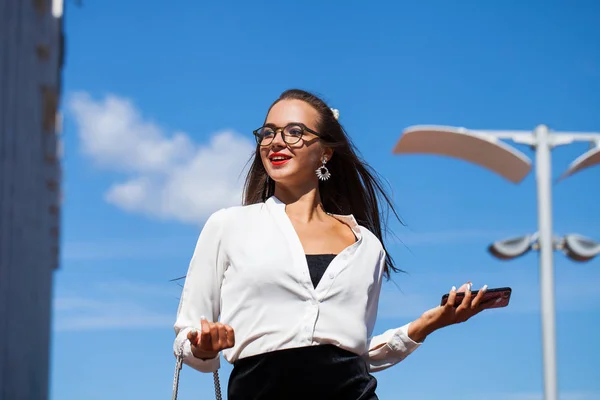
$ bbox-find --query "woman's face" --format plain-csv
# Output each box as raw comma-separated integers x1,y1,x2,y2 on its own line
259,99,332,188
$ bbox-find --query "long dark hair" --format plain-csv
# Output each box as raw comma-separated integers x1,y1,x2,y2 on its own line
242,89,404,279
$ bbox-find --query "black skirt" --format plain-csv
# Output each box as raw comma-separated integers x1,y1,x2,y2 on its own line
227,344,378,400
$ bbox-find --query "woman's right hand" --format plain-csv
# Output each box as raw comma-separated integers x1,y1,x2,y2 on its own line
187,319,235,360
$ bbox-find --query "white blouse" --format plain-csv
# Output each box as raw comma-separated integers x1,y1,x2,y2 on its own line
173,196,421,373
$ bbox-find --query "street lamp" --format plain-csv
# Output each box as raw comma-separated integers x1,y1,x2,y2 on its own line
393,124,600,400
489,233,600,262
560,234,600,262
488,233,538,260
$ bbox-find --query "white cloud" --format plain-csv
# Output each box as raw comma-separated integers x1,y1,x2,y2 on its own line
484,391,600,400
377,289,432,319
392,229,514,246
392,392,600,400
53,280,180,332
54,305,173,331
377,268,600,319
67,91,255,224
53,296,174,331
61,236,191,261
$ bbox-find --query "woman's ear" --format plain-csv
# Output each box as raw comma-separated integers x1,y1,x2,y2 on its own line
323,147,334,163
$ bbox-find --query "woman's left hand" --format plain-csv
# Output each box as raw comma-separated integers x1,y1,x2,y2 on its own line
408,282,488,342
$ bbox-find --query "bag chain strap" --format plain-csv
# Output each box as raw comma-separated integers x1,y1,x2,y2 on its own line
172,340,223,400
213,370,223,400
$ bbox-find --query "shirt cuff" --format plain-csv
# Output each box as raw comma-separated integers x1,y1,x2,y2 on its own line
387,322,423,353
174,327,220,373
366,323,423,372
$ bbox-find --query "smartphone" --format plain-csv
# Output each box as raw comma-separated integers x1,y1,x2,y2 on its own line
440,287,512,310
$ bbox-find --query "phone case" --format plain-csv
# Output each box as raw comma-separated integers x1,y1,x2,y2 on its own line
440,287,512,309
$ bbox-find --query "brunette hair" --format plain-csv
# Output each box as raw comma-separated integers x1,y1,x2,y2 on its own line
243,89,403,279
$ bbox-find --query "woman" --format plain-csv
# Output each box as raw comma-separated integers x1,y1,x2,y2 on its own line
173,89,488,399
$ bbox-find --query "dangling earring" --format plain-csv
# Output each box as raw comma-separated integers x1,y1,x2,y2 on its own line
315,156,331,181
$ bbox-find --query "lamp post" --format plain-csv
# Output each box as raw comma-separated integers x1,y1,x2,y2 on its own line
393,124,600,400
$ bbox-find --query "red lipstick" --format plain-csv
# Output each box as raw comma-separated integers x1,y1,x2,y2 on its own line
269,152,292,166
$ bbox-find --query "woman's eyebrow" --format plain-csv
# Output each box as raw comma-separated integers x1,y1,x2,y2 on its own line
264,122,305,128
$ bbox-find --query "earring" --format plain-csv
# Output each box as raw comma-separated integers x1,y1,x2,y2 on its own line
315,157,331,181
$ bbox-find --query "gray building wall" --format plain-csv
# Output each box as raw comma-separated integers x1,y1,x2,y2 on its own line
0,0,64,399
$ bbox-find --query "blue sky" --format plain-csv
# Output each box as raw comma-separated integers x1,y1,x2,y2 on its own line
50,1,600,399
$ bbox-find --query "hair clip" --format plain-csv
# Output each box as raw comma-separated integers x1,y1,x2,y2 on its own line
330,108,340,120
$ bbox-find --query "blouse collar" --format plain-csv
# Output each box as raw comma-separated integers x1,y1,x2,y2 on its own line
266,195,362,239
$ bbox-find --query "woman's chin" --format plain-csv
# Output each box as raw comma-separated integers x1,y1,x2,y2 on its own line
269,174,321,191
267,167,293,181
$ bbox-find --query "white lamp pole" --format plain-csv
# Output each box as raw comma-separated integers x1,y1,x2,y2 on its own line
533,124,558,400
393,124,600,400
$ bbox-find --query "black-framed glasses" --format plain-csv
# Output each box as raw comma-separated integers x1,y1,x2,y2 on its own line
252,123,321,146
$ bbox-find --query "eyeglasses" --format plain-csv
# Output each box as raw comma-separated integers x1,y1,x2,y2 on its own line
253,123,320,146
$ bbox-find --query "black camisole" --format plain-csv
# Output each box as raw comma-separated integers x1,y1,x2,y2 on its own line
306,253,337,288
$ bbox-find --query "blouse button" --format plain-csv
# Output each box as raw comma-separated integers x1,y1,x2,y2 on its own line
329,272,335,279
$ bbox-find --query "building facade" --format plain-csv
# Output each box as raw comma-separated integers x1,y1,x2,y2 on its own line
0,0,65,399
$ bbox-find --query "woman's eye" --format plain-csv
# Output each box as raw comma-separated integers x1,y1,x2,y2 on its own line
288,127,303,136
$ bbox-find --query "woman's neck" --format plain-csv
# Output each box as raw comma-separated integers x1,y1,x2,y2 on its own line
274,186,326,223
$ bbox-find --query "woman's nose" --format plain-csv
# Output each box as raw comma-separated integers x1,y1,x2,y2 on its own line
270,130,287,147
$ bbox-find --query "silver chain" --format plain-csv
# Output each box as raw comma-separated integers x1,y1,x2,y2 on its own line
172,342,185,400
172,339,223,400
213,371,222,400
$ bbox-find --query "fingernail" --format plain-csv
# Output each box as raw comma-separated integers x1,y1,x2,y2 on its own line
481,284,488,292
467,283,472,292
451,286,456,292
200,315,206,320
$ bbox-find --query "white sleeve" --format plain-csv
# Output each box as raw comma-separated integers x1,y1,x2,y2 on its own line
173,208,229,373
366,323,422,372
364,249,422,373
